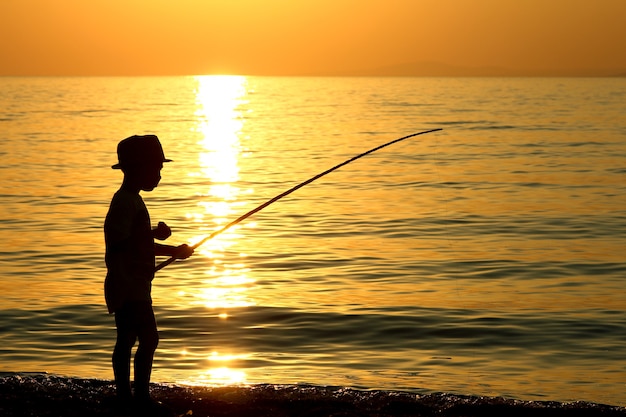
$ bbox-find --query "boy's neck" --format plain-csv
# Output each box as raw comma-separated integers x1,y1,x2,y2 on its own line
121,177,141,194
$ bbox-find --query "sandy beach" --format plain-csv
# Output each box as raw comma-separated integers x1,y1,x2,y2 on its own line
1,374,625,417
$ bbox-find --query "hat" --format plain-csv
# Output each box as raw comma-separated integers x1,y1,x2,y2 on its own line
112,134,172,169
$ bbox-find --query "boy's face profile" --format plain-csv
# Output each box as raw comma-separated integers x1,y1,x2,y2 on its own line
124,161,163,192
139,161,163,191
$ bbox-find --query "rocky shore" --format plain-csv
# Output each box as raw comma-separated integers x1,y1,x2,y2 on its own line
1,374,624,417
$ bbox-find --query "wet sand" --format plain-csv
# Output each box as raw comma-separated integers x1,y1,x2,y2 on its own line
1,374,624,417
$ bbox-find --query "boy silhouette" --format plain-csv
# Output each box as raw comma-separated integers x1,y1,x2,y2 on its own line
104,134,193,408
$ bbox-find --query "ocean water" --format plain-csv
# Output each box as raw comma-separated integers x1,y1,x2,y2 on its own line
0,76,625,407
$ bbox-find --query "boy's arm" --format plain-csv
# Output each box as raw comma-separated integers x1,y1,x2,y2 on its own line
155,242,194,259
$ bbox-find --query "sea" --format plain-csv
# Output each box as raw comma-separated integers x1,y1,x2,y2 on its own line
0,76,625,407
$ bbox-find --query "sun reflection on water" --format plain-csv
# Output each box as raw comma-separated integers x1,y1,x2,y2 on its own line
183,75,255,384
176,350,250,386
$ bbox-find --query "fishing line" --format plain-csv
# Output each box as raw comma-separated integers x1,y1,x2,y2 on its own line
155,128,442,272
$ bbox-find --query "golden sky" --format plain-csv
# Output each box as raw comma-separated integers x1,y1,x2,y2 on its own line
1,0,625,76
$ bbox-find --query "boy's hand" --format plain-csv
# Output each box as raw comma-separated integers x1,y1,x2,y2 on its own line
173,244,194,259
153,221,172,241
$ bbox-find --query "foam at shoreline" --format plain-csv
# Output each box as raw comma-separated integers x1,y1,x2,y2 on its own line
1,373,624,417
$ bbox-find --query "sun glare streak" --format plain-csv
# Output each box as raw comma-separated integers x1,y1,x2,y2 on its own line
186,367,248,386
196,75,246,186
190,75,256,310
176,351,250,386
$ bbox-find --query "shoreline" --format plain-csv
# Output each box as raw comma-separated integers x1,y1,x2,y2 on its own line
1,374,625,417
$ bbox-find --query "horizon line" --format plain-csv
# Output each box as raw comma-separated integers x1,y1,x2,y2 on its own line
3,61,625,78
1,72,625,78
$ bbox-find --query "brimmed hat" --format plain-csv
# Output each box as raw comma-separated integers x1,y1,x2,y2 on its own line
111,134,172,169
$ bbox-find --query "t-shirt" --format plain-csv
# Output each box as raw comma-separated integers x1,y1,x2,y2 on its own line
104,188,155,314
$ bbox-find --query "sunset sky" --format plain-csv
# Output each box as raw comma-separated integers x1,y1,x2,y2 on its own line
1,0,625,76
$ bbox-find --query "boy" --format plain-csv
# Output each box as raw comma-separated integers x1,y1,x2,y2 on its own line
104,134,193,407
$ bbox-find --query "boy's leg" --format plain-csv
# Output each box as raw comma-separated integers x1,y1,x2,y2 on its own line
133,302,159,402
113,305,137,401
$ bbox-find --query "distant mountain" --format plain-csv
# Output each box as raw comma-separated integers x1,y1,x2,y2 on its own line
341,61,626,77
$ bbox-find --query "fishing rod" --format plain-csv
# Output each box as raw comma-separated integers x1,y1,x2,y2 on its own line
155,128,442,272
